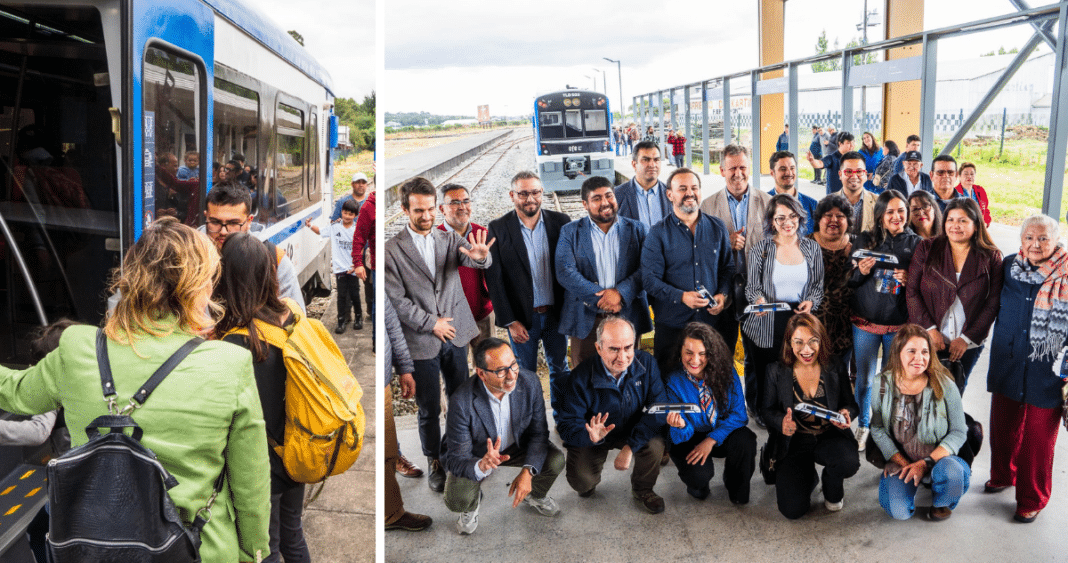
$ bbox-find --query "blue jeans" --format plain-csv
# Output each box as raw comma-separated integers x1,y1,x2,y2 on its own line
509,311,568,412
853,326,895,428
879,455,971,520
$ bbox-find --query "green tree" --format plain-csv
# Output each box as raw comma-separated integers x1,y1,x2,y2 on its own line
812,29,840,73
845,37,878,66
287,30,304,46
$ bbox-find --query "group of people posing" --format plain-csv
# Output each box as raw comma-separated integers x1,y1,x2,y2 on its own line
385,136,1065,536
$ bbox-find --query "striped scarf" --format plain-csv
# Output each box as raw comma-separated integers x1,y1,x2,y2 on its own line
686,372,717,426
1011,246,1068,361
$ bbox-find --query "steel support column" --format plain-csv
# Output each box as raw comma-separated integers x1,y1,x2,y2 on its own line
702,81,711,174
1010,0,1058,48
841,50,854,135
918,34,938,170
684,86,692,167
723,77,732,149
1043,4,1068,217
751,71,762,190
657,90,666,158
758,0,785,175
788,62,799,155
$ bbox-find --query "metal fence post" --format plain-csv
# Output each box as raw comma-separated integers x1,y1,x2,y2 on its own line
1000,107,1007,158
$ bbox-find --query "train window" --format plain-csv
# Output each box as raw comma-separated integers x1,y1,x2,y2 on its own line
0,4,119,362
541,112,562,126
143,46,203,229
212,77,259,204
308,110,318,203
539,111,563,140
584,110,607,134
565,110,582,136
273,102,305,220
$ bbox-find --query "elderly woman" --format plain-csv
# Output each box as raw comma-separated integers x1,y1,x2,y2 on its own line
907,190,943,240
872,324,970,521
761,314,859,519
664,322,755,504
742,193,825,426
0,217,269,561
956,162,991,226
848,190,920,449
907,198,1004,391
810,194,855,362
985,214,1067,523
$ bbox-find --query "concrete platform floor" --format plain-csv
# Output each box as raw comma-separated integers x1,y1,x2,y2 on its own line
387,158,1068,561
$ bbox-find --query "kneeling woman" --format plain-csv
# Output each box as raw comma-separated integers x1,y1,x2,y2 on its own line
664,323,756,504
871,324,970,521
761,314,859,519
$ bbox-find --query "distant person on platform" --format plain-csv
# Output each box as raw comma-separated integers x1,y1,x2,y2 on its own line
555,316,669,514
807,131,855,196
438,183,495,350
768,150,817,236
888,151,933,198
557,176,651,366
776,125,789,152
442,338,564,535
331,171,371,221
615,141,671,230
666,127,687,168
810,126,824,185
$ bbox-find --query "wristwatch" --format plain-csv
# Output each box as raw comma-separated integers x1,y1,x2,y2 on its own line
923,456,935,470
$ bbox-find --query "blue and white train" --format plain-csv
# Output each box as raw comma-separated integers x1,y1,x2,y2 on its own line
533,89,614,192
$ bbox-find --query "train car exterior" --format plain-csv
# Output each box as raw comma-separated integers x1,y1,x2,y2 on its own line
533,89,614,192
0,0,338,366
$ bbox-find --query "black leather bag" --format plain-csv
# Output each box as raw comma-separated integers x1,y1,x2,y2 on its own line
46,330,218,563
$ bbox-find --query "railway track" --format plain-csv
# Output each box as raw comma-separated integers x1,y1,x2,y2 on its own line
550,191,585,219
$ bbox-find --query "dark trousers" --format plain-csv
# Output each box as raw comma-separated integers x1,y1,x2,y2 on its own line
336,273,360,322
444,443,565,512
669,426,756,503
566,435,665,494
412,342,469,458
266,485,310,563
774,430,860,519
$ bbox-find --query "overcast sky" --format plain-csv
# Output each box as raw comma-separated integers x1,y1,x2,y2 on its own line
383,0,1043,116
246,0,375,100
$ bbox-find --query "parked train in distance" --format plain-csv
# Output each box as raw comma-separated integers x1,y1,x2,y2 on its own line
532,89,615,192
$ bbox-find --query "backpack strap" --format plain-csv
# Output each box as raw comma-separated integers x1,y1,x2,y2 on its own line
96,328,204,413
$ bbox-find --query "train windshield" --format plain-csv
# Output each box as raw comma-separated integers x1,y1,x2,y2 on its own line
0,4,120,363
538,96,609,141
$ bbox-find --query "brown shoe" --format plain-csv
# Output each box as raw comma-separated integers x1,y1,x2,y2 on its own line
928,506,952,521
396,454,424,478
632,489,665,514
385,511,433,531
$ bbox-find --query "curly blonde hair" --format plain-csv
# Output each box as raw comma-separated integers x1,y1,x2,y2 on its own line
105,217,222,346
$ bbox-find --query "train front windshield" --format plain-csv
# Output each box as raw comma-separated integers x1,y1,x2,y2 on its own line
0,4,120,363
539,106,608,141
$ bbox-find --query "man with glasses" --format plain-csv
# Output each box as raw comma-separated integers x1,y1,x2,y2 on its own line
441,337,564,535
926,155,962,212
830,151,877,235
486,171,571,416
555,316,668,514
889,150,934,199
615,141,671,229
385,176,494,493
437,183,494,352
806,131,855,195
202,183,306,311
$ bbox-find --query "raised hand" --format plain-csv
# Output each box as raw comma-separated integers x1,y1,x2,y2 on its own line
782,407,796,436
730,228,746,251
585,412,616,443
478,436,510,473
459,228,495,262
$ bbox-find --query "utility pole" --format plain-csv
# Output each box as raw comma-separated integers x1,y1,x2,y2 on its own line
604,57,624,121
856,1,880,132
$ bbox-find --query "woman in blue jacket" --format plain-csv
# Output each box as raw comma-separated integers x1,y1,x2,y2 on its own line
664,322,755,504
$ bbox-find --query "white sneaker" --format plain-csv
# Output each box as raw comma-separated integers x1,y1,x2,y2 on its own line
825,498,844,512
855,427,869,451
456,492,482,535
523,495,561,517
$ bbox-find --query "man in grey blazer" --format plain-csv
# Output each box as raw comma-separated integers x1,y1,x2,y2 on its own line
442,337,564,535
384,176,494,493
700,144,772,260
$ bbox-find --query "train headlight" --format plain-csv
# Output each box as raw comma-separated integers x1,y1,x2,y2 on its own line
563,98,572,107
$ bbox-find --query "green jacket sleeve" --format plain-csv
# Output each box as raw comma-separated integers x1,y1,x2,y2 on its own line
0,348,63,415
225,361,271,563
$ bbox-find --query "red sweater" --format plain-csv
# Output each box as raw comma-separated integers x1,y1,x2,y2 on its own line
436,222,493,321
666,133,687,156
955,183,991,226
352,191,375,270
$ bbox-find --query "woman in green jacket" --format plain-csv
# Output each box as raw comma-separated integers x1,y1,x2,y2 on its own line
0,217,270,562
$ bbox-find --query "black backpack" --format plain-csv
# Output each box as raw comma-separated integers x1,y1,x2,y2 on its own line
46,330,221,563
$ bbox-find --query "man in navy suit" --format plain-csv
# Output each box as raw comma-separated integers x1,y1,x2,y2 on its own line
486,172,572,414
556,175,651,366
442,337,564,535
614,140,671,229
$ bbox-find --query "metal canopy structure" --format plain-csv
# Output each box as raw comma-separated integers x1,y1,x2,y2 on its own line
634,2,1068,214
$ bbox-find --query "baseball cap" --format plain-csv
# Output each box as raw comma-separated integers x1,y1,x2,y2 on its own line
351,172,368,183
902,151,923,162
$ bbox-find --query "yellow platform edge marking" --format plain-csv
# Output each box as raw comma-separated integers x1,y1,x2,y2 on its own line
4,504,21,516
0,486,14,496
19,469,34,480
25,487,41,497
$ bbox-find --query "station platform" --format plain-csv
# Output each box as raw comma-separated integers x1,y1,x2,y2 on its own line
385,130,513,208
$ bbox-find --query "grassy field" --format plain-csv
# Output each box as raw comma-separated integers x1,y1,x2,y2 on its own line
332,151,375,198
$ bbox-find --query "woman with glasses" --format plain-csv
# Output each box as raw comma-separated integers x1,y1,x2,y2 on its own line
761,314,859,518
741,193,825,427
907,190,943,240
664,322,755,503
848,190,920,451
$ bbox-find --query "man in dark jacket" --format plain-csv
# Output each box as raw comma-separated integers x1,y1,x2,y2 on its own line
555,316,669,514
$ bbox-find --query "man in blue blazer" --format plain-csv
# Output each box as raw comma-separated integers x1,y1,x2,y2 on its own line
442,338,564,535
614,140,671,230
556,176,651,366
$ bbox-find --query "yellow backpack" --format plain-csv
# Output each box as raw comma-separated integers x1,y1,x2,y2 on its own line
227,299,365,483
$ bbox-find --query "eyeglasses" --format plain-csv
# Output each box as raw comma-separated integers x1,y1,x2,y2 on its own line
445,199,471,207
910,205,932,214
791,338,820,349
483,361,520,379
205,217,249,233
514,190,542,200
773,213,800,225
822,213,848,222
841,169,866,177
